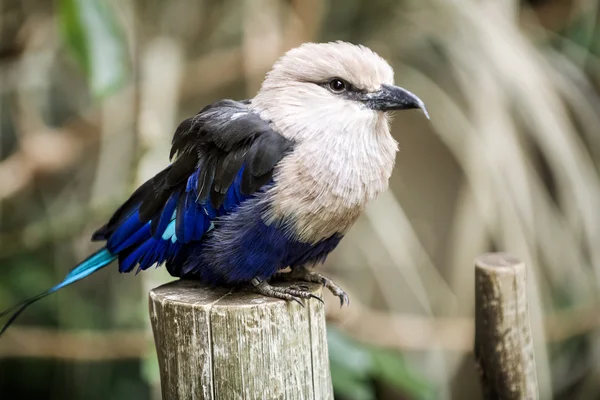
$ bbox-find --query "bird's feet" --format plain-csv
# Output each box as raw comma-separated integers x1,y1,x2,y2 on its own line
274,268,350,307
251,277,323,307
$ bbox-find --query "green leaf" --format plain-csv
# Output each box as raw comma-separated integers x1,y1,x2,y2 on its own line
59,0,128,98
371,348,437,400
330,360,376,400
328,326,437,400
328,326,376,400
327,326,374,377
142,347,161,386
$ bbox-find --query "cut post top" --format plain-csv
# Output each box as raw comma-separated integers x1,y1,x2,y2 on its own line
476,252,525,272
149,279,323,308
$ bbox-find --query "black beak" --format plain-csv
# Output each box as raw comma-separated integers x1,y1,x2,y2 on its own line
365,84,430,119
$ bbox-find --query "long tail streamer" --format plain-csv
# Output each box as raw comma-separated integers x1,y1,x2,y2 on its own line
0,248,116,336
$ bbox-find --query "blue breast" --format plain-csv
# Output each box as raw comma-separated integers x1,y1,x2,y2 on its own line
177,195,343,284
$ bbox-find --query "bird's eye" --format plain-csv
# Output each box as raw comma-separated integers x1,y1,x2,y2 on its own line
328,79,346,93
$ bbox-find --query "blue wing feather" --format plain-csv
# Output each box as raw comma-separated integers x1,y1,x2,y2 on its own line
152,193,179,239
176,192,192,243
106,167,249,274
110,218,150,254
106,210,145,250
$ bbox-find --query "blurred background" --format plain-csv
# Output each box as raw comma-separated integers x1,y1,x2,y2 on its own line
1,0,599,398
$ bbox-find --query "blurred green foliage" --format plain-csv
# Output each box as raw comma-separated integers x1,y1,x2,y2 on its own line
0,358,150,400
328,327,436,400
58,0,128,98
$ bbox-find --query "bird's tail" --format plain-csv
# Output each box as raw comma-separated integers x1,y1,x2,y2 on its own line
0,248,116,337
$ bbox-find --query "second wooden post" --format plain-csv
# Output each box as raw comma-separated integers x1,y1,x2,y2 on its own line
474,253,539,400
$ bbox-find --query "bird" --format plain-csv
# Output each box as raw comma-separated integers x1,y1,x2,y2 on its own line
0,41,429,335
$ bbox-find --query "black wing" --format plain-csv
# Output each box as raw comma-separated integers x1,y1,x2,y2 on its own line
94,99,294,241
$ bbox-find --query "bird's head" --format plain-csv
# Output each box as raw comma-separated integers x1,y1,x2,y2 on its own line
251,41,429,143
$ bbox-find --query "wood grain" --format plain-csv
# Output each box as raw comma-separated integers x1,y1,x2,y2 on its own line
149,279,333,400
474,253,539,400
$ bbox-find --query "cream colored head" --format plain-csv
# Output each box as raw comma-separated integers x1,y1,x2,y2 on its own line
265,41,394,92
251,41,428,144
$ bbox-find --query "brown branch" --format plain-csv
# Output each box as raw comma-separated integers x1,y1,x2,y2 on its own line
0,327,149,360
1,287,599,360
0,112,99,201
180,47,244,100
0,200,120,259
324,283,474,352
0,129,83,200
325,276,600,353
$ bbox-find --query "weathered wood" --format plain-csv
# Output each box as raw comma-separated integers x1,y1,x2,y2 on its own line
149,279,333,400
474,253,539,400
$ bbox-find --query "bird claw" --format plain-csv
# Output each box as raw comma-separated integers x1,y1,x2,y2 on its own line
251,278,320,306
339,292,350,308
292,297,305,308
310,293,325,304
273,268,350,307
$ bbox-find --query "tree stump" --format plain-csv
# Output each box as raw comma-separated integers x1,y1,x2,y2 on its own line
475,253,539,400
149,279,333,400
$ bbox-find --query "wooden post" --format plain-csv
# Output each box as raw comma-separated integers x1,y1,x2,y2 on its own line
474,253,539,400
149,279,333,400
